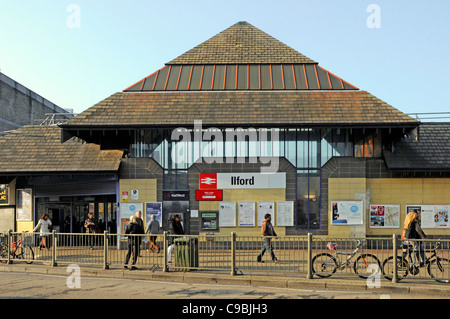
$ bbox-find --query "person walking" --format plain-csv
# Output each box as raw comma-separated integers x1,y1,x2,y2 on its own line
124,216,140,270
402,209,427,266
33,214,52,250
146,214,160,253
84,212,96,250
257,214,279,263
167,214,184,263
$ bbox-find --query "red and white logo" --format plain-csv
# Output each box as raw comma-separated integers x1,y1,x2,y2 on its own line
199,173,217,189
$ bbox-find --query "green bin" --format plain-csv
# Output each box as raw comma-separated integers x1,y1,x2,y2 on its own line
174,237,199,270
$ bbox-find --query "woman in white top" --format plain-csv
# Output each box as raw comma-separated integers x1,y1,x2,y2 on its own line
33,214,52,250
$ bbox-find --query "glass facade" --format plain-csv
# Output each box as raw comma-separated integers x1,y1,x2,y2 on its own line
130,127,382,230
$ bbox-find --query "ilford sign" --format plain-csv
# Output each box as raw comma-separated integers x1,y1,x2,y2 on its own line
200,173,285,189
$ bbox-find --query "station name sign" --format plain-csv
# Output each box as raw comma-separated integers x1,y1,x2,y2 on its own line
200,173,286,189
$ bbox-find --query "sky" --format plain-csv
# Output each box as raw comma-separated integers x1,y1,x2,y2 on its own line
0,0,449,119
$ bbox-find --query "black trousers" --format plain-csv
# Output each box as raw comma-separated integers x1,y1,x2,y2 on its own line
125,239,139,265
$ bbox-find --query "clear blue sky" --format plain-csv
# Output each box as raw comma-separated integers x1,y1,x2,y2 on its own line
1,0,449,118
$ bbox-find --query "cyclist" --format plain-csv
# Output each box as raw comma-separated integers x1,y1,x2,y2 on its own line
402,209,427,267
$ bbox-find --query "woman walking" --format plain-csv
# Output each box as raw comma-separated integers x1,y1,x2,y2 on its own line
33,214,52,250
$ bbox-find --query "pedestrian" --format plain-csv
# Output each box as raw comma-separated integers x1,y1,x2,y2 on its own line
124,216,140,270
146,214,160,253
84,212,96,249
257,214,279,263
135,211,145,256
402,209,427,266
33,214,52,250
167,214,184,263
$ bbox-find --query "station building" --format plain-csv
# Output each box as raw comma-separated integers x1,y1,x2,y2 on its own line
1,22,449,238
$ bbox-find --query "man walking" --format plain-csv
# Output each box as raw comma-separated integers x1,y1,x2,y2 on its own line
135,211,145,256
124,216,140,270
146,214,160,253
257,214,279,263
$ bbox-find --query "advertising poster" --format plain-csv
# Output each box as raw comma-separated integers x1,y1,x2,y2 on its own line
276,201,294,226
369,204,400,228
119,202,143,235
331,200,363,225
219,201,236,227
145,202,162,229
407,204,450,229
238,201,256,227
258,201,275,226
16,188,32,221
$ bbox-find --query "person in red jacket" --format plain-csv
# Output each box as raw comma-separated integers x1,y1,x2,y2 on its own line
257,214,279,263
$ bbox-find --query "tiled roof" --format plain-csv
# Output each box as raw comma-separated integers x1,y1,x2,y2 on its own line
0,126,123,174
62,91,417,128
167,21,316,65
383,123,450,170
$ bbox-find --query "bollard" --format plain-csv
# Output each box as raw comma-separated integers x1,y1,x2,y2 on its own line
103,231,109,270
231,232,236,276
306,233,313,279
392,234,398,283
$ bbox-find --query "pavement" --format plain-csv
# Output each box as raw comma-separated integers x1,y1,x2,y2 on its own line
1,262,450,298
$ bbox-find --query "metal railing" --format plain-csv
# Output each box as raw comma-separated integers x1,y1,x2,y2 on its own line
0,230,448,284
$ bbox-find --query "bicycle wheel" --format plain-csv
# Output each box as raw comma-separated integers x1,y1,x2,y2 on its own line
382,256,408,281
311,253,338,278
353,253,381,279
0,245,8,263
428,257,450,283
18,245,34,264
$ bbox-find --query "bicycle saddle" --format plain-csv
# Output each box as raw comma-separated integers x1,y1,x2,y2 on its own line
327,242,338,250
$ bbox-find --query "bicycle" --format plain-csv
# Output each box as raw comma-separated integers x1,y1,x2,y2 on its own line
311,240,380,279
382,240,450,283
0,232,34,264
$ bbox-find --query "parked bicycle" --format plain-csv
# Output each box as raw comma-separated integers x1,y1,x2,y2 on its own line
0,232,34,264
311,240,380,279
382,240,450,283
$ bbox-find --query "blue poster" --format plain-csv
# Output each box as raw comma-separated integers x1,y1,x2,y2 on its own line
145,202,162,229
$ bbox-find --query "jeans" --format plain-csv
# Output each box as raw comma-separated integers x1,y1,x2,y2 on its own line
257,238,276,261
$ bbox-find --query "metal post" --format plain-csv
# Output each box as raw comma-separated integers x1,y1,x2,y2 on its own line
103,231,109,270
306,233,313,279
163,231,168,272
52,230,57,267
7,229,12,264
392,234,398,283
231,232,236,276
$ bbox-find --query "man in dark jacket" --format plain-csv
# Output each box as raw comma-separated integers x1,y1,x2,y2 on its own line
167,214,184,263
124,216,140,270
257,214,278,263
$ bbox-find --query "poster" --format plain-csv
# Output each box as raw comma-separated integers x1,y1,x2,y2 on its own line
369,204,400,228
258,201,275,226
276,201,294,226
119,202,143,235
331,200,363,225
16,188,32,221
406,204,450,229
238,201,256,227
219,201,236,227
145,202,162,230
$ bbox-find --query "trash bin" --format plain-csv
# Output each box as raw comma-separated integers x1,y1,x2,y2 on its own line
174,237,199,270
